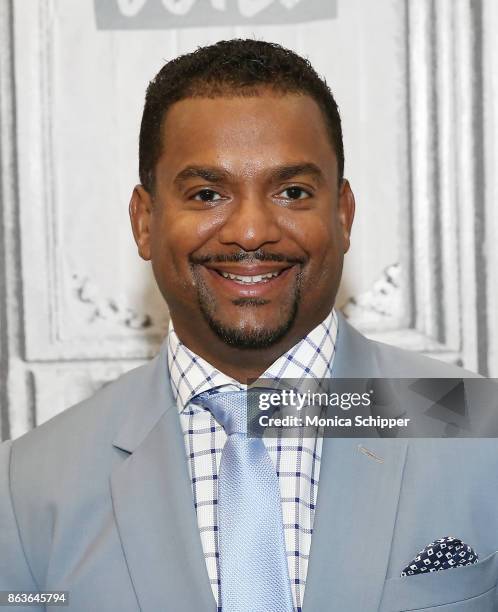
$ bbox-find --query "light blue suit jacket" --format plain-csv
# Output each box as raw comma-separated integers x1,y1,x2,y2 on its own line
1,314,498,611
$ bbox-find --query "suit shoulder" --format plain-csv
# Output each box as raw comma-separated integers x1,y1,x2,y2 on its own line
10,355,160,471
369,339,480,378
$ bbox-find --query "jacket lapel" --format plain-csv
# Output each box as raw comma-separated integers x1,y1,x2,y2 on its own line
303,315,408,611
110,344,216,612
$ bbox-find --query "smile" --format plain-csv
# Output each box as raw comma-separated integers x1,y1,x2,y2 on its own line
200,264,298,299
217,270,282,284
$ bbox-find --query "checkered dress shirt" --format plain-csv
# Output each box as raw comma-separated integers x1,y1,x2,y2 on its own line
167,309,338,612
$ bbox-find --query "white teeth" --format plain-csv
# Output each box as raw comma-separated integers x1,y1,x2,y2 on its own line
220,271,280,283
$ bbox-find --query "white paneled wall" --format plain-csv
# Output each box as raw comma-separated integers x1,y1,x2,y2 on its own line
0,0,496,440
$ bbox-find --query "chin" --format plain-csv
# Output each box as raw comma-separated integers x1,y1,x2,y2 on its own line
205,313,297,350
197,285,300,350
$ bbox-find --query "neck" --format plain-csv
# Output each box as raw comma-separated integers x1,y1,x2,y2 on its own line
175,332,301,383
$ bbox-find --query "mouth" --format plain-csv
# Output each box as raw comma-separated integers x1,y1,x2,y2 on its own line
200,263,298,298
214,268,288,284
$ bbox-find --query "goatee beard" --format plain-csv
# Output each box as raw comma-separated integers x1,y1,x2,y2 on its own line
196,283,301,350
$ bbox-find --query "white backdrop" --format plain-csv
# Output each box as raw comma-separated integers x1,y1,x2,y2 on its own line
1,0,497,440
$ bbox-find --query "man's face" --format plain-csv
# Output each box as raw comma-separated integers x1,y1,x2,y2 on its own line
130,90,354,352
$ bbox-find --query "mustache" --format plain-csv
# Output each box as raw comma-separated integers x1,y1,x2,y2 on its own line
189,250,307,265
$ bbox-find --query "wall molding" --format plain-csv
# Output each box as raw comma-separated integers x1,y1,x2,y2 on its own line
348,0,489,373
14,0,167,361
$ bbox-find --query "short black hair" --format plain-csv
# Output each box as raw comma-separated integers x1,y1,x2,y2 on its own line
139,39,344,193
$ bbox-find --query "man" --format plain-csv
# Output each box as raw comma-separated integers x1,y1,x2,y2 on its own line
1,40,497,612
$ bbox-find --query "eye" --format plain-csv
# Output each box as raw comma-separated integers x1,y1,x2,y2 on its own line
277,186,311,200
193,189,223,202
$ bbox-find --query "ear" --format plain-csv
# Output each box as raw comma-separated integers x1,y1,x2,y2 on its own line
129,185,154,261
337,179,355,254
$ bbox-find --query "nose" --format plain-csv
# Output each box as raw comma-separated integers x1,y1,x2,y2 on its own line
217,194,282,250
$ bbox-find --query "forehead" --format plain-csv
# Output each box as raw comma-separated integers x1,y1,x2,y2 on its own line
158,92,338,180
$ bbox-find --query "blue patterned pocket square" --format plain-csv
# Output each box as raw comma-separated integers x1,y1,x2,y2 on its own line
401,536,478,577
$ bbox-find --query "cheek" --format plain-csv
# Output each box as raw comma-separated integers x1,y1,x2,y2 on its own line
150,210,221,279
283,212,342,290
281,212,336,265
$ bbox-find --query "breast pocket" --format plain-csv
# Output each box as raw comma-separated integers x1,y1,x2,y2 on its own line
379,550,498,611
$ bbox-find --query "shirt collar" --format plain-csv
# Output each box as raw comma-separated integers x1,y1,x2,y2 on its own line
167,309,338,413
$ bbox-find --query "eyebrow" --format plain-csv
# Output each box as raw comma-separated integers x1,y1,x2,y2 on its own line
270,163,325,185
174,166,229,185
173,162,325,186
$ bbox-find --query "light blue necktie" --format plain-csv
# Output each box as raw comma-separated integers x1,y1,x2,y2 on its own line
194,389,295,612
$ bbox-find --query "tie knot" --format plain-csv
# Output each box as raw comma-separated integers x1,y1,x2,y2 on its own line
193,389,264,435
